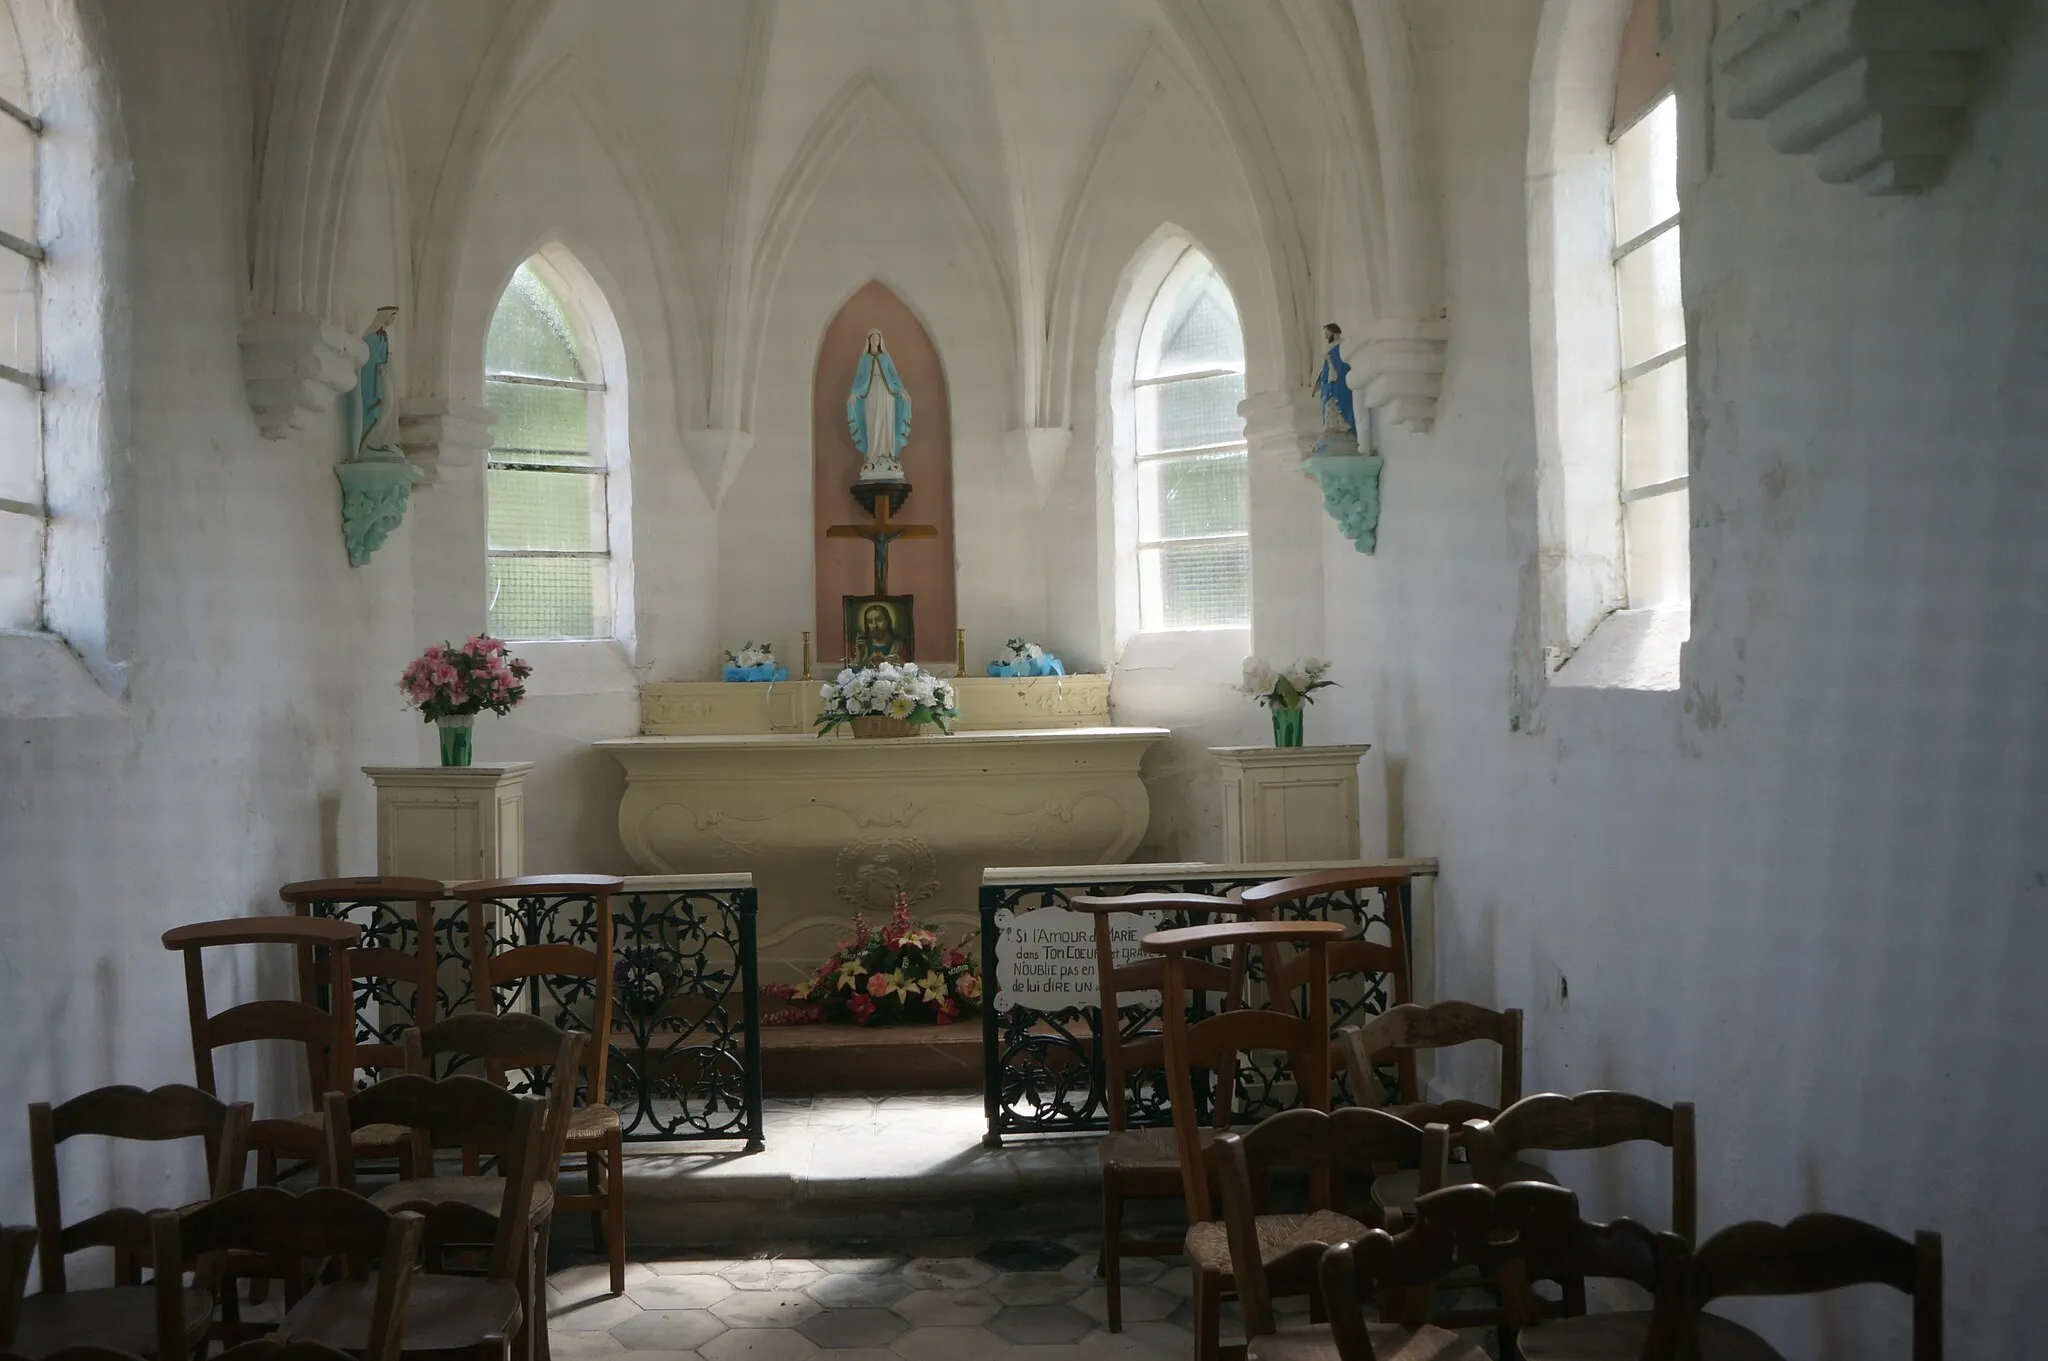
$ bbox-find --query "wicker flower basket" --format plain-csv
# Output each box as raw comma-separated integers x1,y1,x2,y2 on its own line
849,715,923,739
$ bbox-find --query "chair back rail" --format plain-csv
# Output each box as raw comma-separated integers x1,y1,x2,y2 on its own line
1068,893,1254,1135
163,919,358,1107
1145,919,1345,1220
1475,1090,1698,1242
1691,1215,1942,1361
279,877,445,1078
1240,867,1415,1027
1214,1109,1451,1337
150,1190,422,1361
404,1015,587,1176
28,1086,251,1292
455,877,621,1102
1340,1000,1523,1121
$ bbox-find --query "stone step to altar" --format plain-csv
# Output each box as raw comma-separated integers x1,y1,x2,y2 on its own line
755,1021,980,1094
621,1093,1164,1248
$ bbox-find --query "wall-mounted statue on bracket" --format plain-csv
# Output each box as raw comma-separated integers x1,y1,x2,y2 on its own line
1306,321,1384,554
337,305,423,567
847,328,912,483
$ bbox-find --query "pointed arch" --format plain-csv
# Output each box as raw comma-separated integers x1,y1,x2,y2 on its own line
740,76,1014,438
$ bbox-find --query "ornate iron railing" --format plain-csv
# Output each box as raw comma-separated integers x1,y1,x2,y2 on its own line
977,859,1437,1145
309,874,763,1148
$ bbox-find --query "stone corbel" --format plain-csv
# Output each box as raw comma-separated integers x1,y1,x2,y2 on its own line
240,313,367,440
400,398,497,487
682,428,756,508
1343,319,1449,433
1236,390,1321,465
1715,0,1994,195
336,457,421,567
1002,427,1073,505
1305,451,1385,554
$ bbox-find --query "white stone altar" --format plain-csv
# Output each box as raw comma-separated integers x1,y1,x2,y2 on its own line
597,726,1167,981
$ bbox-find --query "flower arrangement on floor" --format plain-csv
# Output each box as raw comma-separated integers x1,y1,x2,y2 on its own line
987,637,1065,678
1239,656,1336,748
722,641,788,682
399,635,533,766
762,893,982,1026
816,661,959,737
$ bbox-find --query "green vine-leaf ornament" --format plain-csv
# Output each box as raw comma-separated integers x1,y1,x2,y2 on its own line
1307,453,1383,554
337,460,419,566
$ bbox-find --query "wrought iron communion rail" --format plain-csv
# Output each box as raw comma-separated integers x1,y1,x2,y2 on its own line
977,859,1438,1145
306,874,763,1149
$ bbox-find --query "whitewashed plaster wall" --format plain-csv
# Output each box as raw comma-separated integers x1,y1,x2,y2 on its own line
1309,2,2047,1354
0,0,421,1248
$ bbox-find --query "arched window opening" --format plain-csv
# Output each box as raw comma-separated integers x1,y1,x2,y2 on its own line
1129,247,1249,631
483,256,617,640
1611,18,1687,607
0,4,45,631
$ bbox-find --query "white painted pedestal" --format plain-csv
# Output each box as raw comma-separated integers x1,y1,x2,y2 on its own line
362,763,532,883
1212,745,1371,863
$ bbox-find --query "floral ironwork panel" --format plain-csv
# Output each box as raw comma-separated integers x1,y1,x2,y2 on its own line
979,874,1412,1143
300,893,432,1086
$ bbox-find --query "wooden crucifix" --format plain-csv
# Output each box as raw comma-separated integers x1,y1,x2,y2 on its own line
825,494,938,595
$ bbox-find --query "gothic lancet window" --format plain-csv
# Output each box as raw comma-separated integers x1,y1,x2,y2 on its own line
0,6,44,630
483,257,618,640
1611,20,1687,607
1129,248,1250,631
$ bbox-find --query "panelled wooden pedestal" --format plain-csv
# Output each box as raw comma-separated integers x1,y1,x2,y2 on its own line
362,763,532,883
1212,745,1371,863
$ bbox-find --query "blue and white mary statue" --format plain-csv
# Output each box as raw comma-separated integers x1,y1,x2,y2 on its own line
846,328,912,482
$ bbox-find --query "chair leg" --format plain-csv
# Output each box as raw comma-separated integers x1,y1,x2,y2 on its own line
605,1129,627,1296
1102,1177,1124,1332
1194,1268,1223,1361
585,1151,605,1256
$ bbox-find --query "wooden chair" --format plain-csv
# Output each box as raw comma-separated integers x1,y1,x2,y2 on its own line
1065,891,1251,1331
1212,1108,1450,1350
161,917,361,1183
151,1188,422,1361
1144,918,1346,1361
15,1085,251,1358
1337,1001,1546,1215
1682,1214,1942,1361
314,1082,543,1361
453,875,628,1294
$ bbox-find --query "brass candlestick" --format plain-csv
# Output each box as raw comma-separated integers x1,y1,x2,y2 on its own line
955,628,966,677
801,631,813,680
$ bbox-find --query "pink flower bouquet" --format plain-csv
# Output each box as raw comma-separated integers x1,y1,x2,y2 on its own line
399,636,533,721
772,893,981,1026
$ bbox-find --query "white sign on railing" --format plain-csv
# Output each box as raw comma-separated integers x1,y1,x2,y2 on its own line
993,904,1162,1012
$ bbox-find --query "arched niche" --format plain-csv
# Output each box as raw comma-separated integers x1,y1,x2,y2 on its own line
812,282,955,666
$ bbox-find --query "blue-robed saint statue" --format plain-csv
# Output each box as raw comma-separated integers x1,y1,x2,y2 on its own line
846,328,912,482
354,306,404,462
1314,321,1356,436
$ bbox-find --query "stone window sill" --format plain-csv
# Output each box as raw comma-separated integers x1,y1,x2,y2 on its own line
1549,603,1689,692
0,630,127,718
508,638,640,698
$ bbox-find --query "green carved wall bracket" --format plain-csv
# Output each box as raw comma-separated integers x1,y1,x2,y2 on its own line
1307,452,1384,554
337,457,421,566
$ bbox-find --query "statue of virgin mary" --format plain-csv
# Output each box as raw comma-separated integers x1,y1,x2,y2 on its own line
846,328,912,481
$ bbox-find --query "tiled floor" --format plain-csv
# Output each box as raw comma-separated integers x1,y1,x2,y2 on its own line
547,1234,1237,1361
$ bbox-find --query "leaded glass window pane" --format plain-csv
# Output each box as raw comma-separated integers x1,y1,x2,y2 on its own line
489,556,609,640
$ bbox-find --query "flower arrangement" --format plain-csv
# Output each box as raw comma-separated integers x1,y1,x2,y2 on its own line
763,894,981,1026
1003,638,1045,665
722,641,788,682
399,636,533,720
613,946,677,1021
817,661,959,735
987,637,1067,679
1239,656,1336,710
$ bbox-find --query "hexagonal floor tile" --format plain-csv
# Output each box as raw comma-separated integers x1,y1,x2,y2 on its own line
887,1288,1001,1329
885,1326,1009,1361
629,1276,737,1310
795,1307,910,1350
546,1333,628,1361
708,1290,824,1329
614,1352,707,1361
974,1240,1078,1273
1072,1282,1177,1325
608,1310,730,1352
649,1257,751,1278
720,1261,825,1292
1061,1252,1168,1285
699,1330,822,1361
808,1245,908,1276
552,1262,656,1300
805,1274,911,1309
1153,1263,1196,1298
899,1257,993,1292
989,1271,1085,1306
986,1303,1093,1346
550,1295,646,1333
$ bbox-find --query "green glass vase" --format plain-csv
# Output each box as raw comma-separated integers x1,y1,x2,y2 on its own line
1271,705,1304,748
436,714,475,767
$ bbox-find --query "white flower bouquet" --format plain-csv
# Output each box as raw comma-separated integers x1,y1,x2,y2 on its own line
988,636,1065,678
1239,656,1336,710
722,640,788,682
817,661,960,737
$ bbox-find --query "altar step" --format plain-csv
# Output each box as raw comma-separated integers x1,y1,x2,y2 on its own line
621,1093,1165,1248
755,1020,979,1093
